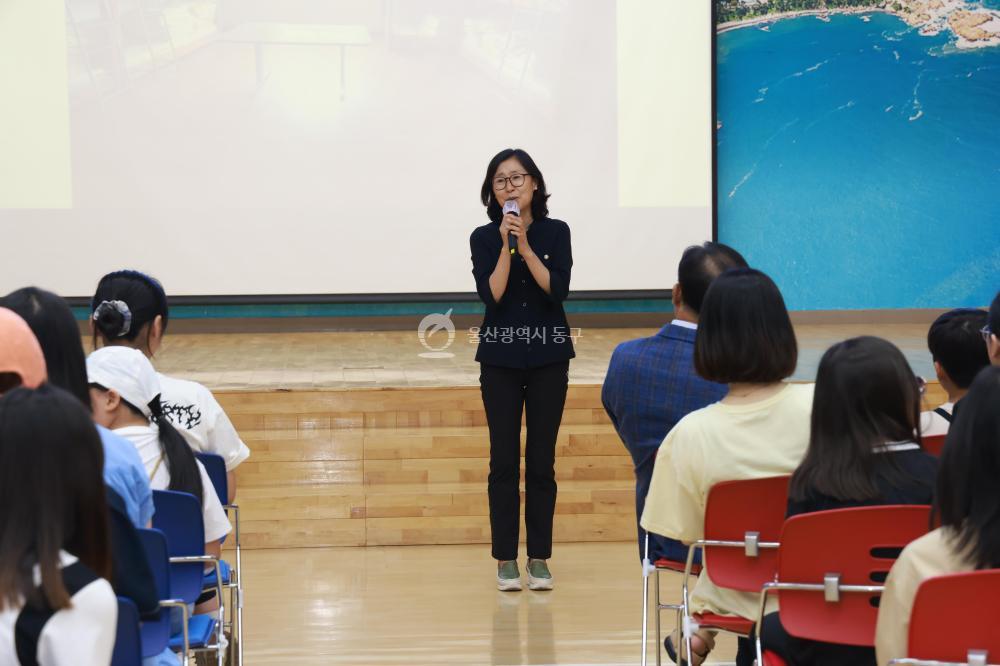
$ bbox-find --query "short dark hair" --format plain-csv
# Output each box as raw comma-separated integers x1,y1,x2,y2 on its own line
990,291,1000,339
0,384,111,611
935,365,1000,569
480,148,550,223
677,242,748,314
791,337,923,503
927,308,990,389
0,287,90,408
91,270,169,351
694,268,797,383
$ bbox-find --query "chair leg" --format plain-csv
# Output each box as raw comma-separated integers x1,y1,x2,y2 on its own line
655,568,662,666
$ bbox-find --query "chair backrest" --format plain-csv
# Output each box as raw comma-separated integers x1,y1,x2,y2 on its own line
111,596,142,666
136,527,172,659
195,452,229,544
776,505,932,647
195,452,228,506
702,476,790,592
922,434,946,457
907,570,1000,662
152,489,207,605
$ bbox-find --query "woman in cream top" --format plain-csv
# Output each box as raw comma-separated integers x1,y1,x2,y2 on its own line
876,365,1000,665
640,268,810,665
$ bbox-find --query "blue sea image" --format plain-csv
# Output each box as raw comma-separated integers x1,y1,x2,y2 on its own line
717,11,1000,310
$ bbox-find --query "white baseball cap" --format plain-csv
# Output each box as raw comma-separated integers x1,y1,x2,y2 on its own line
86,346,160,419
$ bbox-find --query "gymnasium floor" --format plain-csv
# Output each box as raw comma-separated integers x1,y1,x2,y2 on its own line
240,541,740,665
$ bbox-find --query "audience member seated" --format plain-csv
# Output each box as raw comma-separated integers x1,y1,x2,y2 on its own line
0,385,117,665
875,365,1000,665
0,308,46,394
86,346,232,612
759,336,939,666
1,287,154,527
987,291,1000,367
921,308,989,436
0,287,162,623
640,268,812,666
602,242,747,563
91,270,250,503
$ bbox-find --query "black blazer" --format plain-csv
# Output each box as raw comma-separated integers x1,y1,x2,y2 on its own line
470,216,576,369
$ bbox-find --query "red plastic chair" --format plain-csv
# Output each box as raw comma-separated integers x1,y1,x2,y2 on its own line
673,476,790,663
888,570,1000,665
755,505,933,666
923,434,946,457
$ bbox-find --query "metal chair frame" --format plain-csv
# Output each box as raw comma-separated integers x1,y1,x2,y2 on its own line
679,530,780,663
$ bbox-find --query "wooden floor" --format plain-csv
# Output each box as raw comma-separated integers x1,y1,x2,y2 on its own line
241,541,740,665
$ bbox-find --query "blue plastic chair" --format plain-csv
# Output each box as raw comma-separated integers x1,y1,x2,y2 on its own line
196,452,244,666
112,597,142,666
136,528,186,661
152,490,226,666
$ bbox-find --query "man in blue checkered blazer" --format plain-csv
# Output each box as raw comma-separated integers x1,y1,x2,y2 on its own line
602,243,747,562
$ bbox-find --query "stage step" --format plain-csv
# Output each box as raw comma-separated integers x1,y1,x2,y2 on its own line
217,385,635,549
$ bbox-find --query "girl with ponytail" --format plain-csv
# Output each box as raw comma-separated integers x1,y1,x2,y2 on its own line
85,346,231,569
90,270,250,503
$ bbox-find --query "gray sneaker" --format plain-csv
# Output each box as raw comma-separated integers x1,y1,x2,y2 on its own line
526,559,553,590
497,560,522,591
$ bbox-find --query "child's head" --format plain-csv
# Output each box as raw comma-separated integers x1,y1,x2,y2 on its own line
91,270,169,356
791,336,921,502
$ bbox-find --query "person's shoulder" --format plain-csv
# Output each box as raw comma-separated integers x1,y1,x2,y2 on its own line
783,382,815,406
470,222,498,241
158,372,214,402
97,423,138,451
545,217,570,233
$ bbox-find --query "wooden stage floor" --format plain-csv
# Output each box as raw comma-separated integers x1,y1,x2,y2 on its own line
150,323,937,391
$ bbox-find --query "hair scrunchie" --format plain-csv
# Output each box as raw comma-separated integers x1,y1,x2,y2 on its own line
93,300,133,337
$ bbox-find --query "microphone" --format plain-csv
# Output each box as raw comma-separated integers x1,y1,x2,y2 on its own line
503,199,520,255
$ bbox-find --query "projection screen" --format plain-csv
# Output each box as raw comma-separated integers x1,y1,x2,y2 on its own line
0,0,713,298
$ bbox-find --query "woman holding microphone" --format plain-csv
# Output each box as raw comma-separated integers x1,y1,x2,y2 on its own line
470,148,575,591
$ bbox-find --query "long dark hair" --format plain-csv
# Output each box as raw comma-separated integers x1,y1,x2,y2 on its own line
694,268,798,383
91,270,169,352
0,287,90,407
0,385,112,611
790,337,922,502
935,365,1000,569
480,148,550,223
96,384,204,503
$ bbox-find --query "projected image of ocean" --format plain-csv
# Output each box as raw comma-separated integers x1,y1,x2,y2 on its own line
716,12,1000,310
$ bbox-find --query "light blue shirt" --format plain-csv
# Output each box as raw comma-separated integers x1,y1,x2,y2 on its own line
98,424,154,526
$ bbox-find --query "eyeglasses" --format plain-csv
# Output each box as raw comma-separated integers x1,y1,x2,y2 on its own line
982,325,993,343
493,173,529,190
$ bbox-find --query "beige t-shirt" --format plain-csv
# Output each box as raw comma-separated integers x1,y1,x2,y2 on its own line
875,528,974,665
640,382,814,619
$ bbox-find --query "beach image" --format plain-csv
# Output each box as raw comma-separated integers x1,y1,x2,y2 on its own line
715,0,1000,310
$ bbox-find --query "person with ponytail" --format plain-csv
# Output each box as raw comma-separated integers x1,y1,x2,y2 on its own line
91,270,249,503
86,347,231,571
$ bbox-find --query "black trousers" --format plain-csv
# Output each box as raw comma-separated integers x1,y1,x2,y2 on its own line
480,360,569,561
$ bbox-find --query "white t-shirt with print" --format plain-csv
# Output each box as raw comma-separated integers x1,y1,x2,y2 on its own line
0,551,116,666
158,373,250,472
114,424,233,543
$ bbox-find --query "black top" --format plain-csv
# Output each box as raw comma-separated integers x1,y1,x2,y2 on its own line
470,217,576,369
787,448,938,517
105,486,159,617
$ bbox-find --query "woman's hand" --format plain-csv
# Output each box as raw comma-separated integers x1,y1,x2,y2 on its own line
499,213,518,246
503,215,533,256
